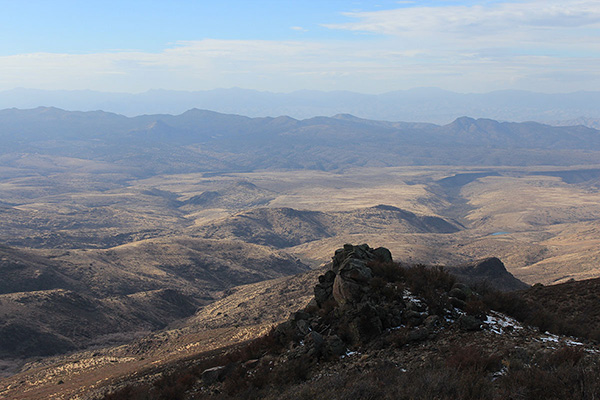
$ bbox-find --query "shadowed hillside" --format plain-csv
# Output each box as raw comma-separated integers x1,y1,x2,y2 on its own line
89,245,600,400
196,205,460,248
0,239,309,362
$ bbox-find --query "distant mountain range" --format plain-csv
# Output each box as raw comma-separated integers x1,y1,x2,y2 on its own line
2,87,600,124
1,107,599,173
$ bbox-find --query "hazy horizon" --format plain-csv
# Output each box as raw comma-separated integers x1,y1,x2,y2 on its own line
2,86,600,124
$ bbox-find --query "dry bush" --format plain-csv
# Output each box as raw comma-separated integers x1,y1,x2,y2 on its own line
478,284,596,340
367,260,405,282
104,385,153,400
405,264,456,294
446,345,502,373
465,298,488,318
546,346,585,367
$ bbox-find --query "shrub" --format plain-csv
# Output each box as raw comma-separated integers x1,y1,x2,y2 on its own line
367,261,404,282
446,345,502,373
405,264,456,294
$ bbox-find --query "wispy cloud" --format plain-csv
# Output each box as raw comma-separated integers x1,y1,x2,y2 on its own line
0,1,599,94
327,1,600,35
323,0,600,56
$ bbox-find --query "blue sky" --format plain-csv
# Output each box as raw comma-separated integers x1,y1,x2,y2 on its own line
1,0,599,93
2,1,408,54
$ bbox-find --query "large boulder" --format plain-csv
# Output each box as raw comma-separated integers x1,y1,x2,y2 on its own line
314,270,336,307
329,244,392,305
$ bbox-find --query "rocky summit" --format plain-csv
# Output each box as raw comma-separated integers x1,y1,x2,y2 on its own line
277,244,486,355
100,244,600,400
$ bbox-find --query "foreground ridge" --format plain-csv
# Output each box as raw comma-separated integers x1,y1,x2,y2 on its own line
98,244,600,399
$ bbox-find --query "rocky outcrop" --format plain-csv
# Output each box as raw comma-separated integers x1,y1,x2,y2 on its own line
330,243,391,305
277,244,490,361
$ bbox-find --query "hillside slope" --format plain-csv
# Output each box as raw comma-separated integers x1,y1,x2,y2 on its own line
88,244,600,400
195,205,460,248
0,239,309,362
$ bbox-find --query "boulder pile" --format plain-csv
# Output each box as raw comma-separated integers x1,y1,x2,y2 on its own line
276,244,487,360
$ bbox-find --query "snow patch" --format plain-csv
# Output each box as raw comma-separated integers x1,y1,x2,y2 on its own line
403,289,423,305
484,312,523,335
540,333,560,343
341,350,359,359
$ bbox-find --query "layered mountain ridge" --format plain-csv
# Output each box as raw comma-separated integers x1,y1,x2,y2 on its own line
3,87,600,124
1,107,600,173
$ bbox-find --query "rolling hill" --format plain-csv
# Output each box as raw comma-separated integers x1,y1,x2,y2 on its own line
0,239,309,361
195,205,461,248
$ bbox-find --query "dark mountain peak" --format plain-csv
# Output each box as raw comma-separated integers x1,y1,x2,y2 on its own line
370,204,403,212
28,106,124,120
180,107,217,116
234,180,259,189
447,116,505,129
471,257,507,274
183,182,276,209
450,116,476,126
186,191,220,206
332,113,361,121
179,108,249,121
244,207,320,219
451,257,529,291
35,105,64,113
268,115,298,125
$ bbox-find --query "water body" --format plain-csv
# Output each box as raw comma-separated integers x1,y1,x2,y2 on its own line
491,232,510,236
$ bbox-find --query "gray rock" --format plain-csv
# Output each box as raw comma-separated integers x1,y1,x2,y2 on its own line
244,359,259,369
330,244,386,305
308,331,324,351
333,274,363,305
201,365,226,384
449,287,468,301
319,270,336,284
459,315,482,331
404,310,424,326
372,247,393,263
452,282,470,292
314,284,332,307
296,319,310,335
407,301,425,312
424,315,440,330
406,327,429,342
339,258,373,282
315,270,336,306
327,335,346,356
450,297,467,310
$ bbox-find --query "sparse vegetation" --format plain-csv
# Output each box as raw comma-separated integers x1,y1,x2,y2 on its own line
2,123,600,399
104,342,600,400
101,246,600,400
477,281,600,342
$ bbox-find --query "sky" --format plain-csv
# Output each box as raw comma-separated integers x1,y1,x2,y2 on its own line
1,0,599,94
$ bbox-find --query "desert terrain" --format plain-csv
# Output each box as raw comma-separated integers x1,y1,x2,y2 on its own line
1,109,600,398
